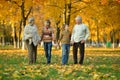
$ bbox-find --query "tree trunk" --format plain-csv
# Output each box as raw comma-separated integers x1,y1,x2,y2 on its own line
63,4,67,24
21,0,32,50
2,36,5,46
110,29,115,49
2,21,5,46
17,20,22,48
66,2,71,25
56,24,60,49
97,25,99,47
12,23,17,48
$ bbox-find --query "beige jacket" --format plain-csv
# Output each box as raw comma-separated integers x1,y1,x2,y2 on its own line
22,24,41,46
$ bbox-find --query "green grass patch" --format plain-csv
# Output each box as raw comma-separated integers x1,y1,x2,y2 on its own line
0,51,120,80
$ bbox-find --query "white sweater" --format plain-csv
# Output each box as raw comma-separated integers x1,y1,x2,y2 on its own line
71,23,90,43
22,24,41,46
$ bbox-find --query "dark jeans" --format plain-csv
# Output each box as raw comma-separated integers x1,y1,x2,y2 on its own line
26,40,37,64
44,42,52,64
73,41,85,64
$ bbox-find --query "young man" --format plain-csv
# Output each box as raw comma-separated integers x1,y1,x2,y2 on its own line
71,16,90,65
59,24,71,65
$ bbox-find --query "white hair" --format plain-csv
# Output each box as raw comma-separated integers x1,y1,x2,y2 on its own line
28,17,34,23
75,16,82,21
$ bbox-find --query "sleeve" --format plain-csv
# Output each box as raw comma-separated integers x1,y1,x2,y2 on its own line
69,32,71,40
22,26,27,41
71,26,75,42
35,26,41,41
59,31,63,41
51,28,55,41
84,26,90,41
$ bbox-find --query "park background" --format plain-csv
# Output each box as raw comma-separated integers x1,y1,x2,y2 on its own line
0,0,120,80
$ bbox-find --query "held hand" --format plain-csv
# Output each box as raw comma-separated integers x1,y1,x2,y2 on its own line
29,37,32,39
53,41,58,47
81,40,85,44
71,41,74,45
38,40,41,44
57,40,60,44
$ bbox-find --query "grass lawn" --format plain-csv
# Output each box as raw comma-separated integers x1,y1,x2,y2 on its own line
0,47,120,80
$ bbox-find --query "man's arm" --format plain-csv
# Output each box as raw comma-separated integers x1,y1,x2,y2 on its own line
71,26,75,43
84,26,90,41
81,25,90,44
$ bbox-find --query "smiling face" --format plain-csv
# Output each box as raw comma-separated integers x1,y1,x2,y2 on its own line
75,16,82,24
75,19,82,24
30,20,34,25
44,20,51,28
65,25,69,31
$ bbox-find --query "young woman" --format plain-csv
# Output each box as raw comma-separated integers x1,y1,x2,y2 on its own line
41,20,55,64
59,24,71,65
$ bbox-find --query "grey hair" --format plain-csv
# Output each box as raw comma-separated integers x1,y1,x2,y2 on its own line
75,16,82,21
28,17,34,23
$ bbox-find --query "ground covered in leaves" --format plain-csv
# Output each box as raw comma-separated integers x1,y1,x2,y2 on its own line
0,48,120,80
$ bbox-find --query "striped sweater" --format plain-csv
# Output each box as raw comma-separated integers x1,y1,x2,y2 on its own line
41,27,54,42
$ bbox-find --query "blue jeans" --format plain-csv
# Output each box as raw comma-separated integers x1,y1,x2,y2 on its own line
62,44,70,64
44,42,52,64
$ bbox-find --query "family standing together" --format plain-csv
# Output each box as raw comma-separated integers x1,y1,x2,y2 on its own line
23,16,90,65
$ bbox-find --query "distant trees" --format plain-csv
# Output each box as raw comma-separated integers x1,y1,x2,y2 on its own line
0,0,120,48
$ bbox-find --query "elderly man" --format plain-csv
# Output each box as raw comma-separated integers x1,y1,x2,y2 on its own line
23,17,41,64
71,16,90,64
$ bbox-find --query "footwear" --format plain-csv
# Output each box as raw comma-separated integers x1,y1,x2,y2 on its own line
47,61,51,64
74,62,78,64
29,62,33,64
79,61,83,64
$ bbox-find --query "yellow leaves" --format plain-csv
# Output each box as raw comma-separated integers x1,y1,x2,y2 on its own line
12,71,20,78
0,64,2,68
93,74,100,80
0,76,2,80
90,71,102,80
25,0,33,9
64,69,73,75
25,74,35,78
102,73,111,78
0,51,120,80
90,70,113,80
19,70,26,75
0,70,2,74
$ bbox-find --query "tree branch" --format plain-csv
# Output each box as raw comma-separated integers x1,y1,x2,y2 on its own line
71,7,77,9
6,0,21,7
25,7,32,19
72,0,91,4
47,5,63,11
72,0,82,4
71,6,87,15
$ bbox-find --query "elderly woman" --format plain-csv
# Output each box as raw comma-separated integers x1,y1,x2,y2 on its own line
41,20,55,64
23,17,41,64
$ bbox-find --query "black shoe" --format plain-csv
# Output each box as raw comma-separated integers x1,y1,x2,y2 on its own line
47,61,51,64
74,62,78,64
79,62,83,65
